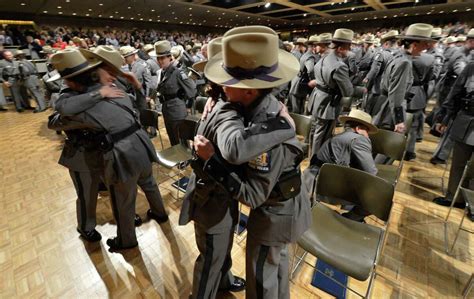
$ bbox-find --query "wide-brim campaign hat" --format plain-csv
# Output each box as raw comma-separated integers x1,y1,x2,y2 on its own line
154,40,172,57
468,28,474,39
294,37,307,45
204,26,299,89
380,30,399,42
397,23,435,41
193,42,202,49
47,49,102,82
339,109,378,134
171,45,184,60
363,35,376,44
431,27,443,40
14,50,26,57
80,46,125,75
317,33,332,44
445,36,458,44
457,35,467,42
40,45,56,54
119,45,138,57
193,37,222,72
306,35,319,45
331,28,354,44
143,44,154,53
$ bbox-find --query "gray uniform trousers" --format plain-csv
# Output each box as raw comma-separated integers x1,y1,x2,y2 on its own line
407,109,424,153
22,75,46,110
246,236,289,299
70,170,101,232
432,124,454,161
9,82,24,110
448,141,473,201
0,84,6,106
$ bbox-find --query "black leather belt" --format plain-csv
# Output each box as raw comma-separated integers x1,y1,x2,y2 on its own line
316,84,338,96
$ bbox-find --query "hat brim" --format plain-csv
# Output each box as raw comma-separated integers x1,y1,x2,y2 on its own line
396,35,436,42
155,51,172,58
316,40,332,44
338,115,378,134
204,49,299,89
192,60,207,73
79,48,125,76
46,60,102,82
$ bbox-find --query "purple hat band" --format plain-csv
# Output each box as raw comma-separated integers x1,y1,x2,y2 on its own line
221,63,280,85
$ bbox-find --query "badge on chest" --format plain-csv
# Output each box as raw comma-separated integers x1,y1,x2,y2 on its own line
248,152,271,172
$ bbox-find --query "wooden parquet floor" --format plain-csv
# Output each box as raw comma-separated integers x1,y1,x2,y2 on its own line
0,104,472,299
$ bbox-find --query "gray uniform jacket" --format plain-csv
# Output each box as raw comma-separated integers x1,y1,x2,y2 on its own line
344,51,358,80
289,50,318,97
157,64,196,121
145,57,160,90
316,129,378,175
440,61,474,146
307,50,354,119
365,47,397,95
179,98,296,234
353,47,374,86
53,84,159,184
374,50,413,127
427,46,445,80
0,59,21,83
408,53,435,111
130,59,152,96
224,95,311,246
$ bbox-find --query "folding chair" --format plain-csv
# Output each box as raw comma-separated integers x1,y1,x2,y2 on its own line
289,112,312,158
156,117,198,199
291,164,394,298
444,154,474,254
369,129,407,185
139,109,164,149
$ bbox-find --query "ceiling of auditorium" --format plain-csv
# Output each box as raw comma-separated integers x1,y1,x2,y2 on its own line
0,0,472,29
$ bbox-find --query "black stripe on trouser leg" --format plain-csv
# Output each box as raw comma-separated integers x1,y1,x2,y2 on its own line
256,245,270,299
73,171,87,231
197,234,214,299
108,185,122,245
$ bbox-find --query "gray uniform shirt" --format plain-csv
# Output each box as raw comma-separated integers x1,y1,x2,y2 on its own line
408,53,435,110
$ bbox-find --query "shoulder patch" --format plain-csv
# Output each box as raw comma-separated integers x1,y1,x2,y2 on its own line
180,71,188,80
248,152,271,172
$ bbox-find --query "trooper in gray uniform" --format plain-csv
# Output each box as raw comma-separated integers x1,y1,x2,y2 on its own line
373,24,435,134
142,44,160,91
291,38,307,61
288,34,319,114
15,50,47,112
193,26,311,299
433,60,474,217
431,32,473,164
0,50,29,112
155,40,196,145
352,35,375,87
48,49,168,251
304,109,378,221
120,46,153,101
405,52,435,160
363,30,399,115
307,28,354,156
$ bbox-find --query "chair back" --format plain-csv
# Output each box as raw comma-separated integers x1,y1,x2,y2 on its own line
194,96,208,114
316,164,394,221
178,117,198,148
289,112,311,140
139,109,159,128
369,129,406,161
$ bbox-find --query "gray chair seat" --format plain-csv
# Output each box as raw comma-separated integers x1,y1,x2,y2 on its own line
376,164,398,185
298,203,383,281
156,146,192,168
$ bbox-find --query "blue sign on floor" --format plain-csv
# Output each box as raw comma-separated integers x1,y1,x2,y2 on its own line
236,212,248,235
311,259,348,299
172,176,189,193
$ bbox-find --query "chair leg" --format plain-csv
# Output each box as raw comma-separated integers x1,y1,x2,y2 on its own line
462,273,474,299
290,245,307,279
448,207,467,254
157,127,164,149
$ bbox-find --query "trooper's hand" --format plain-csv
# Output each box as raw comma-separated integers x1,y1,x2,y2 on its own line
3,82,11,88
394,122,406,134
278,102,296,129
201,97,216,121
122,72,142,89
194,134,215,161
99,85,125,99
362,78,368,84
435,123,447,134
308,80,317,88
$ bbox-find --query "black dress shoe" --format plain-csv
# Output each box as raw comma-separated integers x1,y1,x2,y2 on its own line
147,209,169,223
135,214,143,227
106,237,138,251
33,108,47,113
16,108,24,113
0,106,7,111
219,276,246,292
433,197,465,209
416,138,423,143
24,106,35,110
341,212,366,223
77,228,102,242
430,157,446,165
404,152,416,161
